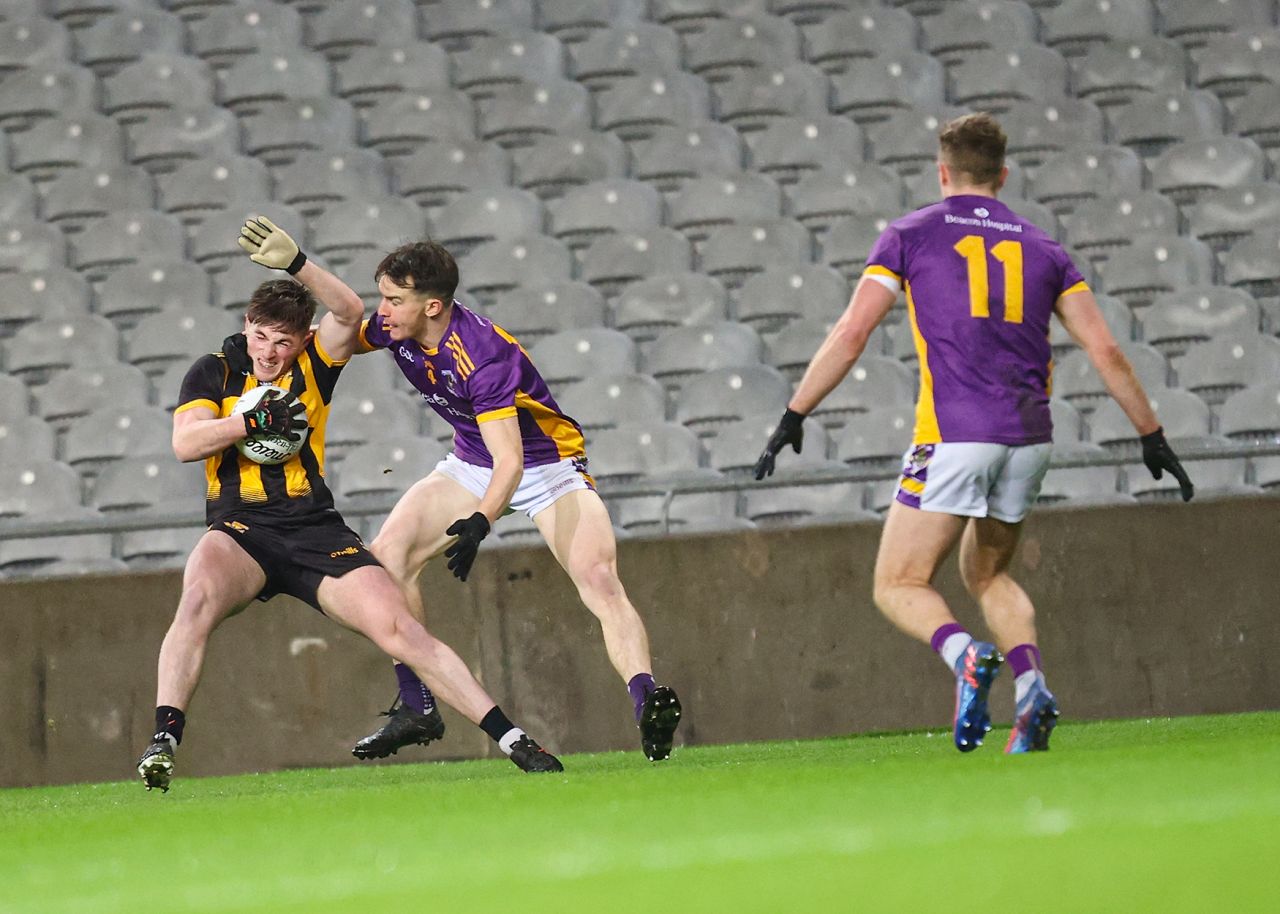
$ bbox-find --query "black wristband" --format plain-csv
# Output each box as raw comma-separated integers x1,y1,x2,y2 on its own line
285,250,307,276
781,408,806,426
1139,426,1165,446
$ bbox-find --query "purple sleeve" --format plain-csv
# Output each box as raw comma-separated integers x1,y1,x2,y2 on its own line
864,224,906,285
359,315,391,351
1058,246,1088,295
467,353,522,423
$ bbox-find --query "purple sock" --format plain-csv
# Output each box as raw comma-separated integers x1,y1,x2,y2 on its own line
930,622,968,654
395,663,436,715
1006,644,1042,678
628,673,656,722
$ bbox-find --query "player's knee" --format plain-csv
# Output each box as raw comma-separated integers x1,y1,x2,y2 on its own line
575,558,623,603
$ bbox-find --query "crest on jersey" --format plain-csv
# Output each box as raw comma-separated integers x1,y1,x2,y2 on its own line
440,368,460,396
974,206,990,218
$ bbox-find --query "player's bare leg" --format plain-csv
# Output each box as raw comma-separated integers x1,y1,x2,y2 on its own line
533,489,682,761
140,531,266,792
319,566,562,772
960,515,1059,753
874,501,1002,752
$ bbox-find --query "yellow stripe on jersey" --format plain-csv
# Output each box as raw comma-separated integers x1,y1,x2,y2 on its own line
491,322,531,356
865,264,901,282
238,455,268,502
445,333,476,379
514,391,585,459
906,281,942,445
205,453,221,500
899,476,925,495
176,398,218,416
477,406,518,423
1061,280,1089,297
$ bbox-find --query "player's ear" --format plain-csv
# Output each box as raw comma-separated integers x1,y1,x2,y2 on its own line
937,159,949,194
994,164,1009,193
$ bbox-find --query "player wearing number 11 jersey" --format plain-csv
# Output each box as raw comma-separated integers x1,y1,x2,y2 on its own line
754,113,1194,754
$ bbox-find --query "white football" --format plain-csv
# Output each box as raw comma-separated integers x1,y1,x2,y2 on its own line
231,384,309,465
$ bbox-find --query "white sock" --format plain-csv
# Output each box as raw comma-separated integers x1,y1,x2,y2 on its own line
497,727,526,756
940,632,973,671
1015,670,1046,703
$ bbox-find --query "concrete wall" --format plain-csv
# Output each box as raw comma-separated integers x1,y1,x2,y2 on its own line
2,497,1277,788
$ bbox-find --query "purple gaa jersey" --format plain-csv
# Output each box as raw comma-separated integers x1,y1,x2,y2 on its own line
358,303,585,469
864,194,1088,446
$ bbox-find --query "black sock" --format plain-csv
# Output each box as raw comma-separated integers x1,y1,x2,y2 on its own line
155,706,185,745
478,706,516,744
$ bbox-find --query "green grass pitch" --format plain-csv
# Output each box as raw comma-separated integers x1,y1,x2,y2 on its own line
2,712,1275,914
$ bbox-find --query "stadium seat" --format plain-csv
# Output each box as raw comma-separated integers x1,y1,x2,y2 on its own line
1141,287,1262,357
578,227,694,297
569,22,684,90
452,31,565,99
338,350,404,401
1066,192,1180,259
833,405,914,470
326,393,424,458
421,0,536,49
0,415,55,465
1072,37,1189,108
673,364,792,433
527,327,639,386
91,455,206,514
1129,457,1253,501
189,205,306,271
593,70,714,140
0,172,36,228
0,456,83,518
644,321,765,388
477,78,593,149
306,0,416,60
97,260,212,324
711,62,830,133
613,272,729,342
747,115,864,185
458,235,575,302
1107,88,1225,160
0,61,95,133
432,187,546,257
332,440,445,504
785,165,903,233
0,502,124,575
0,268,91,335
700,218,813,289
0,374,30,423
1186,184,1280,252
743,481,872,527
829,52,946,123
272,148,392,218
920,0,1039,66
1158,0,1276,48
1050,397,1085,444
802,7,918,75
1150,137,1268,205
11,112,125,182
539,0,646,43
1194,28,1280,104
765,317,843,378
3,313,119,384
866,107,970,177
392,139,511,209
1000,99,1107,168
126,307,238,376
242,97,360,165
310,198,426,264
1087,388,1217,456
1178,333,1280,405
156,156,269,224
40,165,156,233
735,265,849,333
125,105,239,174
1095,233,1215,307
212,257,280,313
486,282,608,342
1052,342,1169,406
555,372,668,431
118,525,205,571
1048,293,1135,356
1037,466,1130,506
808,354,915,427
0,219,66,274
1031,143,1144,213
949,45,1071,111
37,362,151,427
1218,380,1280,444
332,40,451,109
1225,83,1280,165
68,209,186,279
630,122,745,191
587,422,706,484
0,15,70,77
611,489,747,535
510,129,629,200
683,14,802,82
1042,0,1156,57
548,179,662,249
216,48,332,114
360,90,476,156
1222,226,1280,298
1255,455,1280,489
63,403,174,469
650,0,764,36
186,2,303,67
101,53,214,125
74,9,186,76
705,413,840,475
666,171,782,239
821,212,895,280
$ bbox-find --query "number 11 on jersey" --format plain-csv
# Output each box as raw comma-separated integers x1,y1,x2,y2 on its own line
954,234,1024,324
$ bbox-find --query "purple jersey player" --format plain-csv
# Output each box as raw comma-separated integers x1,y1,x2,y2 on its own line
755,113,1194,755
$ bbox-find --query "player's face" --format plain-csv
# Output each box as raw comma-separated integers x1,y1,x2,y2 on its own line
243,320,308,382
376,275,440,341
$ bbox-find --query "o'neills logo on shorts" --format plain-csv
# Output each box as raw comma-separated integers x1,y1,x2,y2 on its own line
330,546,361,558
223,521,249,533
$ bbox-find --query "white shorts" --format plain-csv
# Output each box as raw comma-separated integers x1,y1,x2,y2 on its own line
895,441,1052,523
433,452,595,518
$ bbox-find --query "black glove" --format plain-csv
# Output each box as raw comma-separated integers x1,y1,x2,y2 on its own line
243,389,307,441
222,332,251,375
444,512,491,582
753,408,806,480
1141,427,1194,502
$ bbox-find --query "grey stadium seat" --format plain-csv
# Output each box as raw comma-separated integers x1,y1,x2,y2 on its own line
1141,286,1262,358
69,209,186,278
0,172,35,225
332,440,445,504
808,353,914,428
587,422,706,484
1226,82,1280,166
1052,342,1169,406
764,317,850,378
310,198,427,263
0,16,70,77
666,171,782,239
1095,233,1215,307
1151,137,1268,206
306,0,417,61
1048,293,1134,357
0,267,91,334
1067,192,1180,259
459,235,574,302
74,9,187,76
748,115,865,186
594,70,713,140
0,522,125,578
1158,0,1276,49
1218,381,1280,444
360,90,475,156
579,227,694,297
326,393,425,458
486,281,607,342
212,257,281,313
802,7,918,75
569,22,684,90
126,307,238,376
0,62,95,133
216,48,332,114
338,351,404,401
97,260,212,324
1087,388,1216,455
650,0,767,36
834,405,914,470
452,31,564,99
1223,226,1280,298
101,53,214,125
0,219,66,273
242,97,360,165
736,264,849,332
333,41,451,109
683,15,802,83
433,187,546,257
1036,466,1129,506
1000,99,1107,169
1041,0,1156,57
700,218,813,289
10,112,124,182
510,129,629,200
548,179,662,249
527,327,639,386
612,272,728,342
272,148,391,219
90,455,206,514
630,122,745,192
1194,28,1280,103
63,403,174,468
188,205,306,270
539,0,647,44
393,139,511,209
1072,36,1189,108
829,51,946,123
920,0,1039,66
1187,184,1280,251
1050,397,1085,444
674,364,791,433
0,415,55,464
118,525,205,571
711,62,830,133
866,106,976,177
125,105,239,174
743,481,872,527
1129,457,1254,502
477,78,592,148
3,314,119,383
644,321,764,387
949,45,1071,112
421,0,536,49
0,374,30,423
1031,143,1144,213
1178,333,1280,405
41,165,156,232
37,362,150,426
705,413,840,475
1107,89,1224,160
157,156,269,224
611,489,748,536
821,212,895,281
186,3,303,67
555,372,668,431
0,458,81,519
786,165,904,233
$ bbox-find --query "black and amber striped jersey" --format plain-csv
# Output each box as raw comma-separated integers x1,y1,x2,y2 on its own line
175,337,345,525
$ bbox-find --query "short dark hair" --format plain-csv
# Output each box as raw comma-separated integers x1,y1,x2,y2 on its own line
245,280,316,336
375,240,459,302
939,112,1007,189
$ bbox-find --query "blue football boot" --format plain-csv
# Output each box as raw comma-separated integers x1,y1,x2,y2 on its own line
952,641,1002,752
1005,682,1060,754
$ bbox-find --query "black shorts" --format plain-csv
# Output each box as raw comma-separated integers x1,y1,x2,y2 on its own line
211,510,382,611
